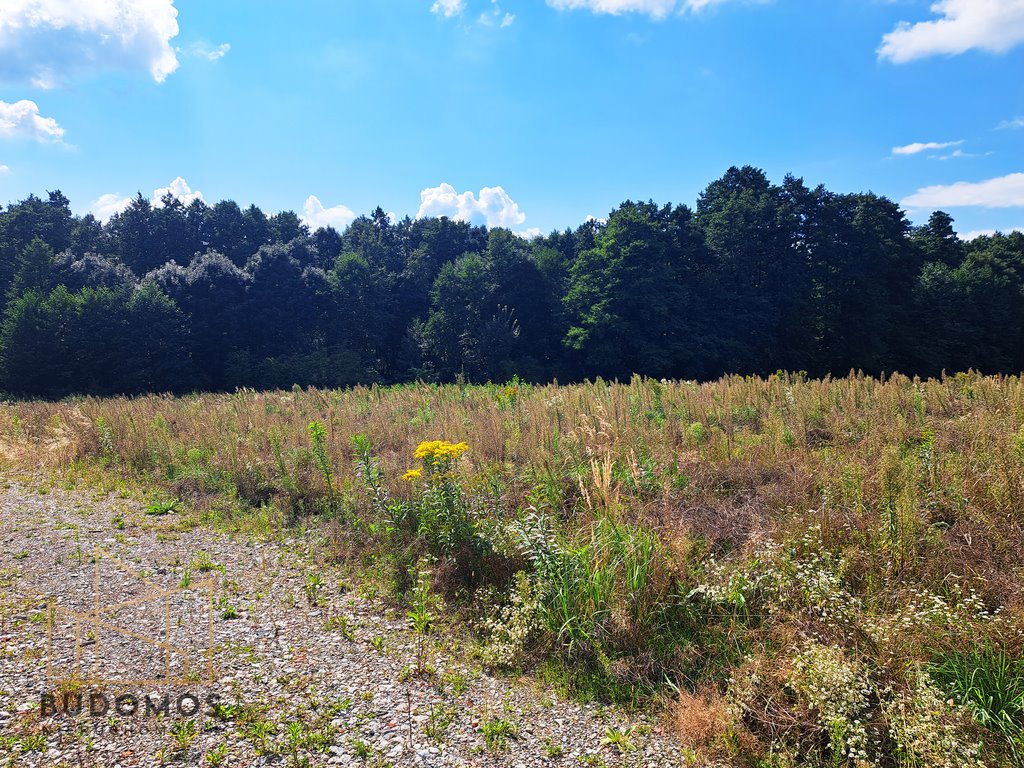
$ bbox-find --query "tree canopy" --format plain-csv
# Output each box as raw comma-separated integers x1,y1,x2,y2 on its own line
1,168,1022,397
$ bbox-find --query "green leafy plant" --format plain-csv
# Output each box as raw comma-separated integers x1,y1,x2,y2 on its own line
169,718,197,752
602,725,636,755
349,737,372,759
407,562,436,673
145,497,180,516
304,572,323,605
308,420,334,497
481,716,518,751
931,643,1024,755
407,440,478,555
205,743,229,767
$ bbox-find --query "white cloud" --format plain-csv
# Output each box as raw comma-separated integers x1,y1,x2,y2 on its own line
89,192,133,221
516,227,543,239
879,0,1024,64
934,149,991,161
892,139,963,156
546,0,678,18
544,0,761,18
0,0,180,88
301,195,357,231
902,173,1024,209
184,41,230,61
478,2,516,27
682,0,749,10
431,0,466,17
0,99,64,142
998,116,1024,129
89,176,204,221
417,183,527,228
153,176,204,206
959,227,1024,240
0,164,10,174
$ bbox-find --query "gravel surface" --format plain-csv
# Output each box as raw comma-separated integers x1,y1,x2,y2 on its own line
0,481,686,767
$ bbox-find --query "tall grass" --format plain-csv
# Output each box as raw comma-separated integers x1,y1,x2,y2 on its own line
1,372,1022,764
931,644,1024,758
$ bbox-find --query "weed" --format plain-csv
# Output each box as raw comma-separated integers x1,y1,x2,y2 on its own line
169,719,197,752
424,703,459,742
304,572,323,605
350,737,372,759
602,725,636,755
205,743,229,767
145,497,180,516
324,613,355,639
481,716,518,751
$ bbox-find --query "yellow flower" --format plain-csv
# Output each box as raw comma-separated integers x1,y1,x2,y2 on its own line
413,440,469,461
402,468,423,481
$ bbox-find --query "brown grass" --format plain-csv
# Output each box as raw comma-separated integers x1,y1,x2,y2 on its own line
1,372,1022,764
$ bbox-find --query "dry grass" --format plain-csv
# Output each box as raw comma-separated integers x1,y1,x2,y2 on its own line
1,372,1022,764
674,685,736,755
2,372,1022,607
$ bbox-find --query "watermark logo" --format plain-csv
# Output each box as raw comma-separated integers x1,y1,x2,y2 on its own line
45,549,218,688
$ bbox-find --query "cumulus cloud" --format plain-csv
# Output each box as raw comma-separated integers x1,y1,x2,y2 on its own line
431,0,466,17
901,173,1024,209
892,139,963,156
998,116,1024,130
153,176,204,206
89,192,133,221
416,183,527,229
960,227,1024,240
0,164,10,174
545,0,761,18
0,99,64,143
879,0,1024,64
0,0,180,88
301,195,357,231
89,176,205,221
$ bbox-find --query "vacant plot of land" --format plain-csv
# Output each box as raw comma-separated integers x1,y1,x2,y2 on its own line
1,374,1022,766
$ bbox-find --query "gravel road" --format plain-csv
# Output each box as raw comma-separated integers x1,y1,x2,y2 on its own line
0,481,685,767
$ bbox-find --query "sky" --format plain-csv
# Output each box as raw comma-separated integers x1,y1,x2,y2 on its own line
0,0,1022,240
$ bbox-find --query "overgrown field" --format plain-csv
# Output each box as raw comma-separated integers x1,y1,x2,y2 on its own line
2,373,1023,766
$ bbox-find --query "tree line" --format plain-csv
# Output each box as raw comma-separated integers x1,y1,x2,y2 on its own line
1,166,1021,397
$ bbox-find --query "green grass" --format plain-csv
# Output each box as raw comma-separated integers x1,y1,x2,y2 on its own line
481,716,518,751
931,643,1024,757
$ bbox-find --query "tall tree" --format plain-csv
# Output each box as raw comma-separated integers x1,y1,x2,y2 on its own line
565,201,707,379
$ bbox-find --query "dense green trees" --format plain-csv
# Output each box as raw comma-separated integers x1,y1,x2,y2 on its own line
565,201,707,379
1,168,1022,397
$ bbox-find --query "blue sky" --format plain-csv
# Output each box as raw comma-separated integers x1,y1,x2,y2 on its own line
0,0,1022,239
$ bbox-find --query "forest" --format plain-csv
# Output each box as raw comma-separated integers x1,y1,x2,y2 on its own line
1,165,1022,398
